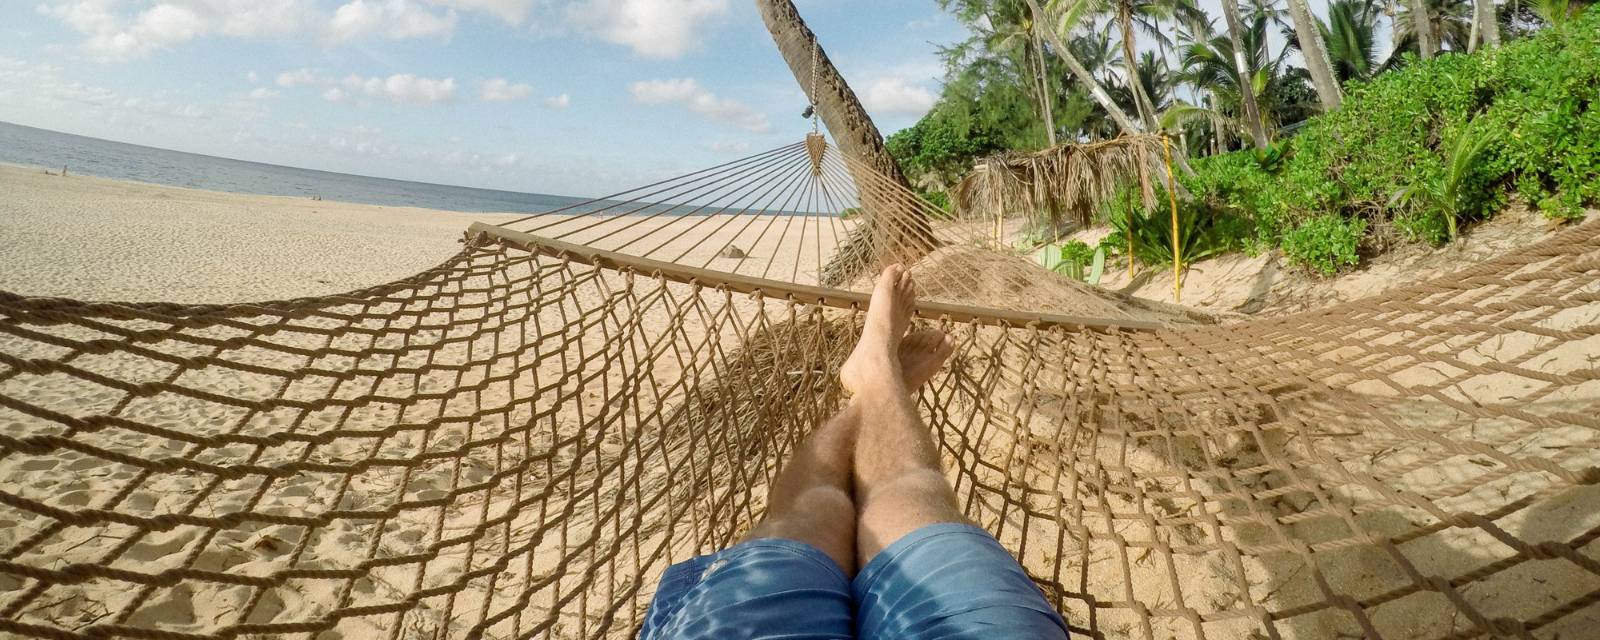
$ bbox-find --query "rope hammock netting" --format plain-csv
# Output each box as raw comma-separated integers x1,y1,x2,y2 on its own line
0,137,1597,640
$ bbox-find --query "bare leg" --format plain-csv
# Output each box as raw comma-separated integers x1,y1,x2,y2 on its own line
739,400,860,574
740,328,956,575
842,265,965,565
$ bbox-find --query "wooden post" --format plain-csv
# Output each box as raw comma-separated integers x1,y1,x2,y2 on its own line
1163,134,1181,304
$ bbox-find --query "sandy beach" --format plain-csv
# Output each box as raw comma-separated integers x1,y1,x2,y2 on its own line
3,162,1597,640
0,163,529,303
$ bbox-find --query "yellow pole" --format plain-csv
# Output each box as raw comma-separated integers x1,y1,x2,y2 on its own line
1126,189,1135,280
1162,134,1181,304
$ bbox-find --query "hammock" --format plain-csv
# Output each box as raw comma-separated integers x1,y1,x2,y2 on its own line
0,137,1596,640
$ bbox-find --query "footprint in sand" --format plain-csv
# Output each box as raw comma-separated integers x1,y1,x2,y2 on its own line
125,528,200,565
125,584,196,628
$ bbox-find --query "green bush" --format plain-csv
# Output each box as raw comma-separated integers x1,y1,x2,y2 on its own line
1180,12,1599,249
1057,240,1096,264
1104,194,1250,269
1283,215,1367,275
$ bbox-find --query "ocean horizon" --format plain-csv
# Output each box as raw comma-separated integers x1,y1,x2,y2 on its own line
0,120,589,216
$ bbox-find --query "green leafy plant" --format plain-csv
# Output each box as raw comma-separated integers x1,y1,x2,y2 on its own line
1253,139,1295,173
1282,215,1367,274
1106,201,1247,269
1389,117,1502,240
1038,240,1107,284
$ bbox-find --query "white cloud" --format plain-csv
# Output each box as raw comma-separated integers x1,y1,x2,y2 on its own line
860,78,937,116
480,77,533,102
36,0,489,61
544,93,570,109
276,68,326,87
325,0,456,45
38,0,314,62
247,71,259,82
341,73,457,105
629,78,769,132
428,0,537,26
707,141,749,153
248,87,281,99
275,69,456,105
0,55,211,122
567,0,727,59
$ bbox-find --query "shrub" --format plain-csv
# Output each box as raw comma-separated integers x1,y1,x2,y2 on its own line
1283,215,1367,275
1179,13,1599,252
1104,194,1249,269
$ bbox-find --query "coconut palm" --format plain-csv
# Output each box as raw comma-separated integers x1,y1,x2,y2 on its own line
1218,0,1272,148
752,0,937,281
1284,0,1391,82
1029,0,1145,136
1171,10,1319,143
973,0,1061,145
1284,0,1344,111
1393,0,1476,52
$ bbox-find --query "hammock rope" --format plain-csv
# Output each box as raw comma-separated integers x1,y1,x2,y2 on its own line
0,138,1597,640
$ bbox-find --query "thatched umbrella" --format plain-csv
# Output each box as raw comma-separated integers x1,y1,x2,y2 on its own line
950,135,1176,231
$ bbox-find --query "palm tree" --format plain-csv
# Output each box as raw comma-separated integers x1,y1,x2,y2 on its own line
1218,0,1271,148
1408,0,1439,57
1175,12,1317,140
1108,0,1165,129
1285,0,1390,81
1469,0,1501,50
752,0,911,188
1394,0,1475,52
981,0,1060,145
1028,0,1145,136
1284,0,1344,110
751,0,938,279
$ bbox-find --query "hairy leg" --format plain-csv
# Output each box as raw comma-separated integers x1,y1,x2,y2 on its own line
740,401,860,574
842,265,965,565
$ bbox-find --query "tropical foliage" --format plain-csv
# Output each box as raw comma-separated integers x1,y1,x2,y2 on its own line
890,0,1598,278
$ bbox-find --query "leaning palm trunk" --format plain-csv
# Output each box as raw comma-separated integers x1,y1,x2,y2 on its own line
1028,0,1143,137
1285,0,1343,111
950,136,1176,230
752,0,937,283
1218,0,1271,150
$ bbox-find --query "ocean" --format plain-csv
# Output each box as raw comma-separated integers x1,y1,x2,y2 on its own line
0,120,586,216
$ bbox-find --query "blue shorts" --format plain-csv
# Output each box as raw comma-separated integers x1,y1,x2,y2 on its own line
639,523,1070,640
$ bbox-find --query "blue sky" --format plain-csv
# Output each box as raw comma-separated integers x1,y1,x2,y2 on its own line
0,0,969,197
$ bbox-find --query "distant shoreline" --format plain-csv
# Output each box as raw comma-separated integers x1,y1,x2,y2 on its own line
0,120,588,216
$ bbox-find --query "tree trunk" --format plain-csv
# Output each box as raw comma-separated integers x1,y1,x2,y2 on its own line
1117,0,1161,130
1410,0,1436,58
1285,0,1343,110
1470,0,1499,51
1023,0,1143,137
751,0,936,278
1034,35,1058,146
1219,0,1271,149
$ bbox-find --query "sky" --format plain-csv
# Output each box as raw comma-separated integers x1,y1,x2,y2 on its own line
0,0,970,197
0,0,1370,199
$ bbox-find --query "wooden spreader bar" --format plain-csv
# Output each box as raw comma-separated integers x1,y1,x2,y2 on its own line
470,222,1163,333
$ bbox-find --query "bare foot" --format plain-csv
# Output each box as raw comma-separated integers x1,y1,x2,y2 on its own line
840,264,917,394
899,330,953,391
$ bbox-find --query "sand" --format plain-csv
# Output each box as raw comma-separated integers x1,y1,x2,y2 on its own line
3,165,1597,639
0,163,530,303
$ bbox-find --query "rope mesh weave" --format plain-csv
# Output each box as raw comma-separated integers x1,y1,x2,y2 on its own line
1,139,1598,640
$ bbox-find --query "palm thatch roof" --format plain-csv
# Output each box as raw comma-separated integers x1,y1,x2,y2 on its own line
950,135,1185,228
